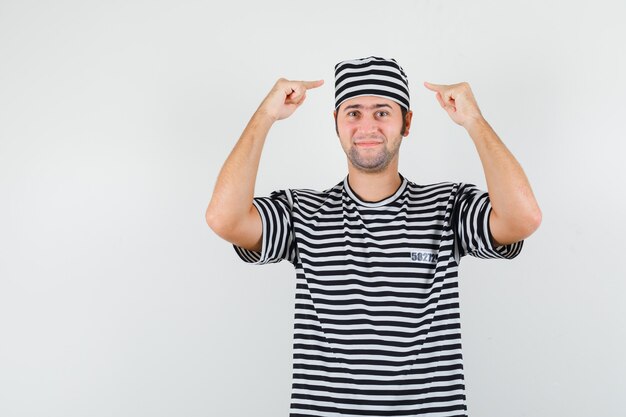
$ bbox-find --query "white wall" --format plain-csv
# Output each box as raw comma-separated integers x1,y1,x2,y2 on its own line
1,1,624,416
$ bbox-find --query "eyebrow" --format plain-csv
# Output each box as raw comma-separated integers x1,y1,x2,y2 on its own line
343,103,393,113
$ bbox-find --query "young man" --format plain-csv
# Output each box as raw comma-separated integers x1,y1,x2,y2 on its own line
206,56,541,416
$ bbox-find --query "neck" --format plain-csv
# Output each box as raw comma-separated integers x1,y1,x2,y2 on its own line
346,164,402,202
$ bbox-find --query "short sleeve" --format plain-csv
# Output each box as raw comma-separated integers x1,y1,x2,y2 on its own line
232,189,297,266
450,183,524,262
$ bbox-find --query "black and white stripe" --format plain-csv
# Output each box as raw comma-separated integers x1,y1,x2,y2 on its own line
335,56,410,112
233,172,523,417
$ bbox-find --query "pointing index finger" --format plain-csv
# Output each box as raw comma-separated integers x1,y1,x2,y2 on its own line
424,81,444,91
302,79,325,90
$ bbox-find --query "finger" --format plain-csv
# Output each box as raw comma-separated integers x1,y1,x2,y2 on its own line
442,96,457,112
283,84,297,97
287,86,304,103
435,91,457,113
424,81,446,91
302,79,324,90
435,92,445,108
295,91,307,105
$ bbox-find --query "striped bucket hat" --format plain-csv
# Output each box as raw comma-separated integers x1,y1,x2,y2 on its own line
334,56,410,112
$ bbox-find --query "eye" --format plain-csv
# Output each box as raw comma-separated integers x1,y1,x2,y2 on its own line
377,111,389,117
347,111,358,117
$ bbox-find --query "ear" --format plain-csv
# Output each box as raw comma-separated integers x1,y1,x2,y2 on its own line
403,110,414,136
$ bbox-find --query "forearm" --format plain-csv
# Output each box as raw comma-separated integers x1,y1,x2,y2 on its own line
466,117,542,233
205,110,275,229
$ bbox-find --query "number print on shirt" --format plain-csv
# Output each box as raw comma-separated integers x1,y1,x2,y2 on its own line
410,251,438,263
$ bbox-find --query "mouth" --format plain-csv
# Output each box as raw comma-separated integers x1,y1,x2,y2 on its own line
355,141,383,147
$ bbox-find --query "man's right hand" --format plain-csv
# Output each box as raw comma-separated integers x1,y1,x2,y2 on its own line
256,78,324,122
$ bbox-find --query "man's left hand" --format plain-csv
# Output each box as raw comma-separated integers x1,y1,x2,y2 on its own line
424,81,484,129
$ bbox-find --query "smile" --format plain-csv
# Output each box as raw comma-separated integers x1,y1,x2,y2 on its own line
356,142,383,147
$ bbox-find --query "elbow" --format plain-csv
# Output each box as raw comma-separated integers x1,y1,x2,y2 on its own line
205,209,238,239
205,208,223,233
528,206,543,233
205,206,213,226
490,206,542,245
520,208,542,238
529,207,542,232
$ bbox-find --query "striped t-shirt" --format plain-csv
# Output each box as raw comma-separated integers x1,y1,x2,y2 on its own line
233,172,523,417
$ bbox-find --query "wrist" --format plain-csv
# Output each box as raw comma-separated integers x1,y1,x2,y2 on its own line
464,115,489,135
253,108,279,125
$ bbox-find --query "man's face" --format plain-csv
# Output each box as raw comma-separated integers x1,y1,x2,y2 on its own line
333,96,412,173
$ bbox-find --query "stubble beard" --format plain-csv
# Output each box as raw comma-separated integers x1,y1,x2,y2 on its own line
348,136,402,174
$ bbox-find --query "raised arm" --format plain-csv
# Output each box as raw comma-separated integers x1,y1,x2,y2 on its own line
205,78,324,251
424,81,542,246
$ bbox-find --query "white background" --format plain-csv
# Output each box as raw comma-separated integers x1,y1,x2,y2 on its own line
1,1,625,416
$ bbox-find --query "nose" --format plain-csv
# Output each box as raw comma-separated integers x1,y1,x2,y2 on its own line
356,118,381,135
